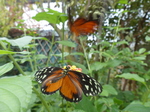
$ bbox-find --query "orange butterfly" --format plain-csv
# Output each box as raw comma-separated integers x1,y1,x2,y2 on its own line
69,18,98,37
35,65,102,102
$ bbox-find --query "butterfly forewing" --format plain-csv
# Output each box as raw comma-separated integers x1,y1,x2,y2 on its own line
35,67,63,83
35,67,64,94
68,71,102,96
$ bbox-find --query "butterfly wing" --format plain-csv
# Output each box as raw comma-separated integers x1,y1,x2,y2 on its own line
68,71,102,96
35,67,102,102
70,18,98,36
60,72,83,102
35,67,64,94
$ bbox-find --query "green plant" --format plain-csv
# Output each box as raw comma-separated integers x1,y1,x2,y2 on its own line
0,0,150,112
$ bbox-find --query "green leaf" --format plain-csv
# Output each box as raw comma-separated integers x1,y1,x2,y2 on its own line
0,62,14,76
145,36,150,42
116,40,129,45
70,52,84,56
133,56,146,60
102,52,112,58
35,54,48,60
75,95,97,112
90,62,107,71
54,52,69,57
107,59,122,67
117,27,131,31
57,40,76,47
118,0,128,4
0,76,32,112
116,73,145,84
0,50,16,54
141,90,150,103
123,101,150,112
0,36,33,49
101,84,118,96
32,9,68,24
139,48,146,54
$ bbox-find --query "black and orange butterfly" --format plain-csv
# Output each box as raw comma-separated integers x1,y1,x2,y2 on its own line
69,18,98,37
35,65,102,102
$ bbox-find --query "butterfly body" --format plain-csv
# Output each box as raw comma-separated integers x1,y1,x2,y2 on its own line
35,66,102,102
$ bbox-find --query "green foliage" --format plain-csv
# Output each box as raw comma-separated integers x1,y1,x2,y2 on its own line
0,62,14,76
32,9,68,24
0,76,32,112
116,73,145,84
123,101,150,112
57,40,76,47
0,0,26,37
0,0,150,112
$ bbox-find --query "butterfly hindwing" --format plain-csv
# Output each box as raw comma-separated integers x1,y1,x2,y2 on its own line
68,71,102,96
60,74,82,102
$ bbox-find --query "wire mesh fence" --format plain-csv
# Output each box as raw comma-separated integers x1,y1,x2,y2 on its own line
35,30,61,68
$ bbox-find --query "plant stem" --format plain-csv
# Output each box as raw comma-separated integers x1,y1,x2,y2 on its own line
80,38,92,76
61,22,65,64
27,48,35,72
0,40,26,76
33,87,51,112
46,35,55,67
111,13,122,50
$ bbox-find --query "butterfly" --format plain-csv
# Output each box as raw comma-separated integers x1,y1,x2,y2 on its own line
35,65,102,102
69,18,98,37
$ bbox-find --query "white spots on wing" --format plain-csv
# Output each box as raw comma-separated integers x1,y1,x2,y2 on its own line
43,68,48,73
86,75,90,78
85,85,89,91
91,87,93,92
89,93,93,96
82,78,86,81
41,88,45,92
89,79,93,85
42,74,47,79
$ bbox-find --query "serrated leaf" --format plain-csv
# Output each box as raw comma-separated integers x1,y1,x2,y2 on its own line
0,76,32,112
116,73,145,83
0,62,14,76
57,40,76,47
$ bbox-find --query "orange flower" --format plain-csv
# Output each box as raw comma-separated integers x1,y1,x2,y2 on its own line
63,65,82,72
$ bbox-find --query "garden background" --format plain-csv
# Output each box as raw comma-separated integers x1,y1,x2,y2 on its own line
0,0,150,112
